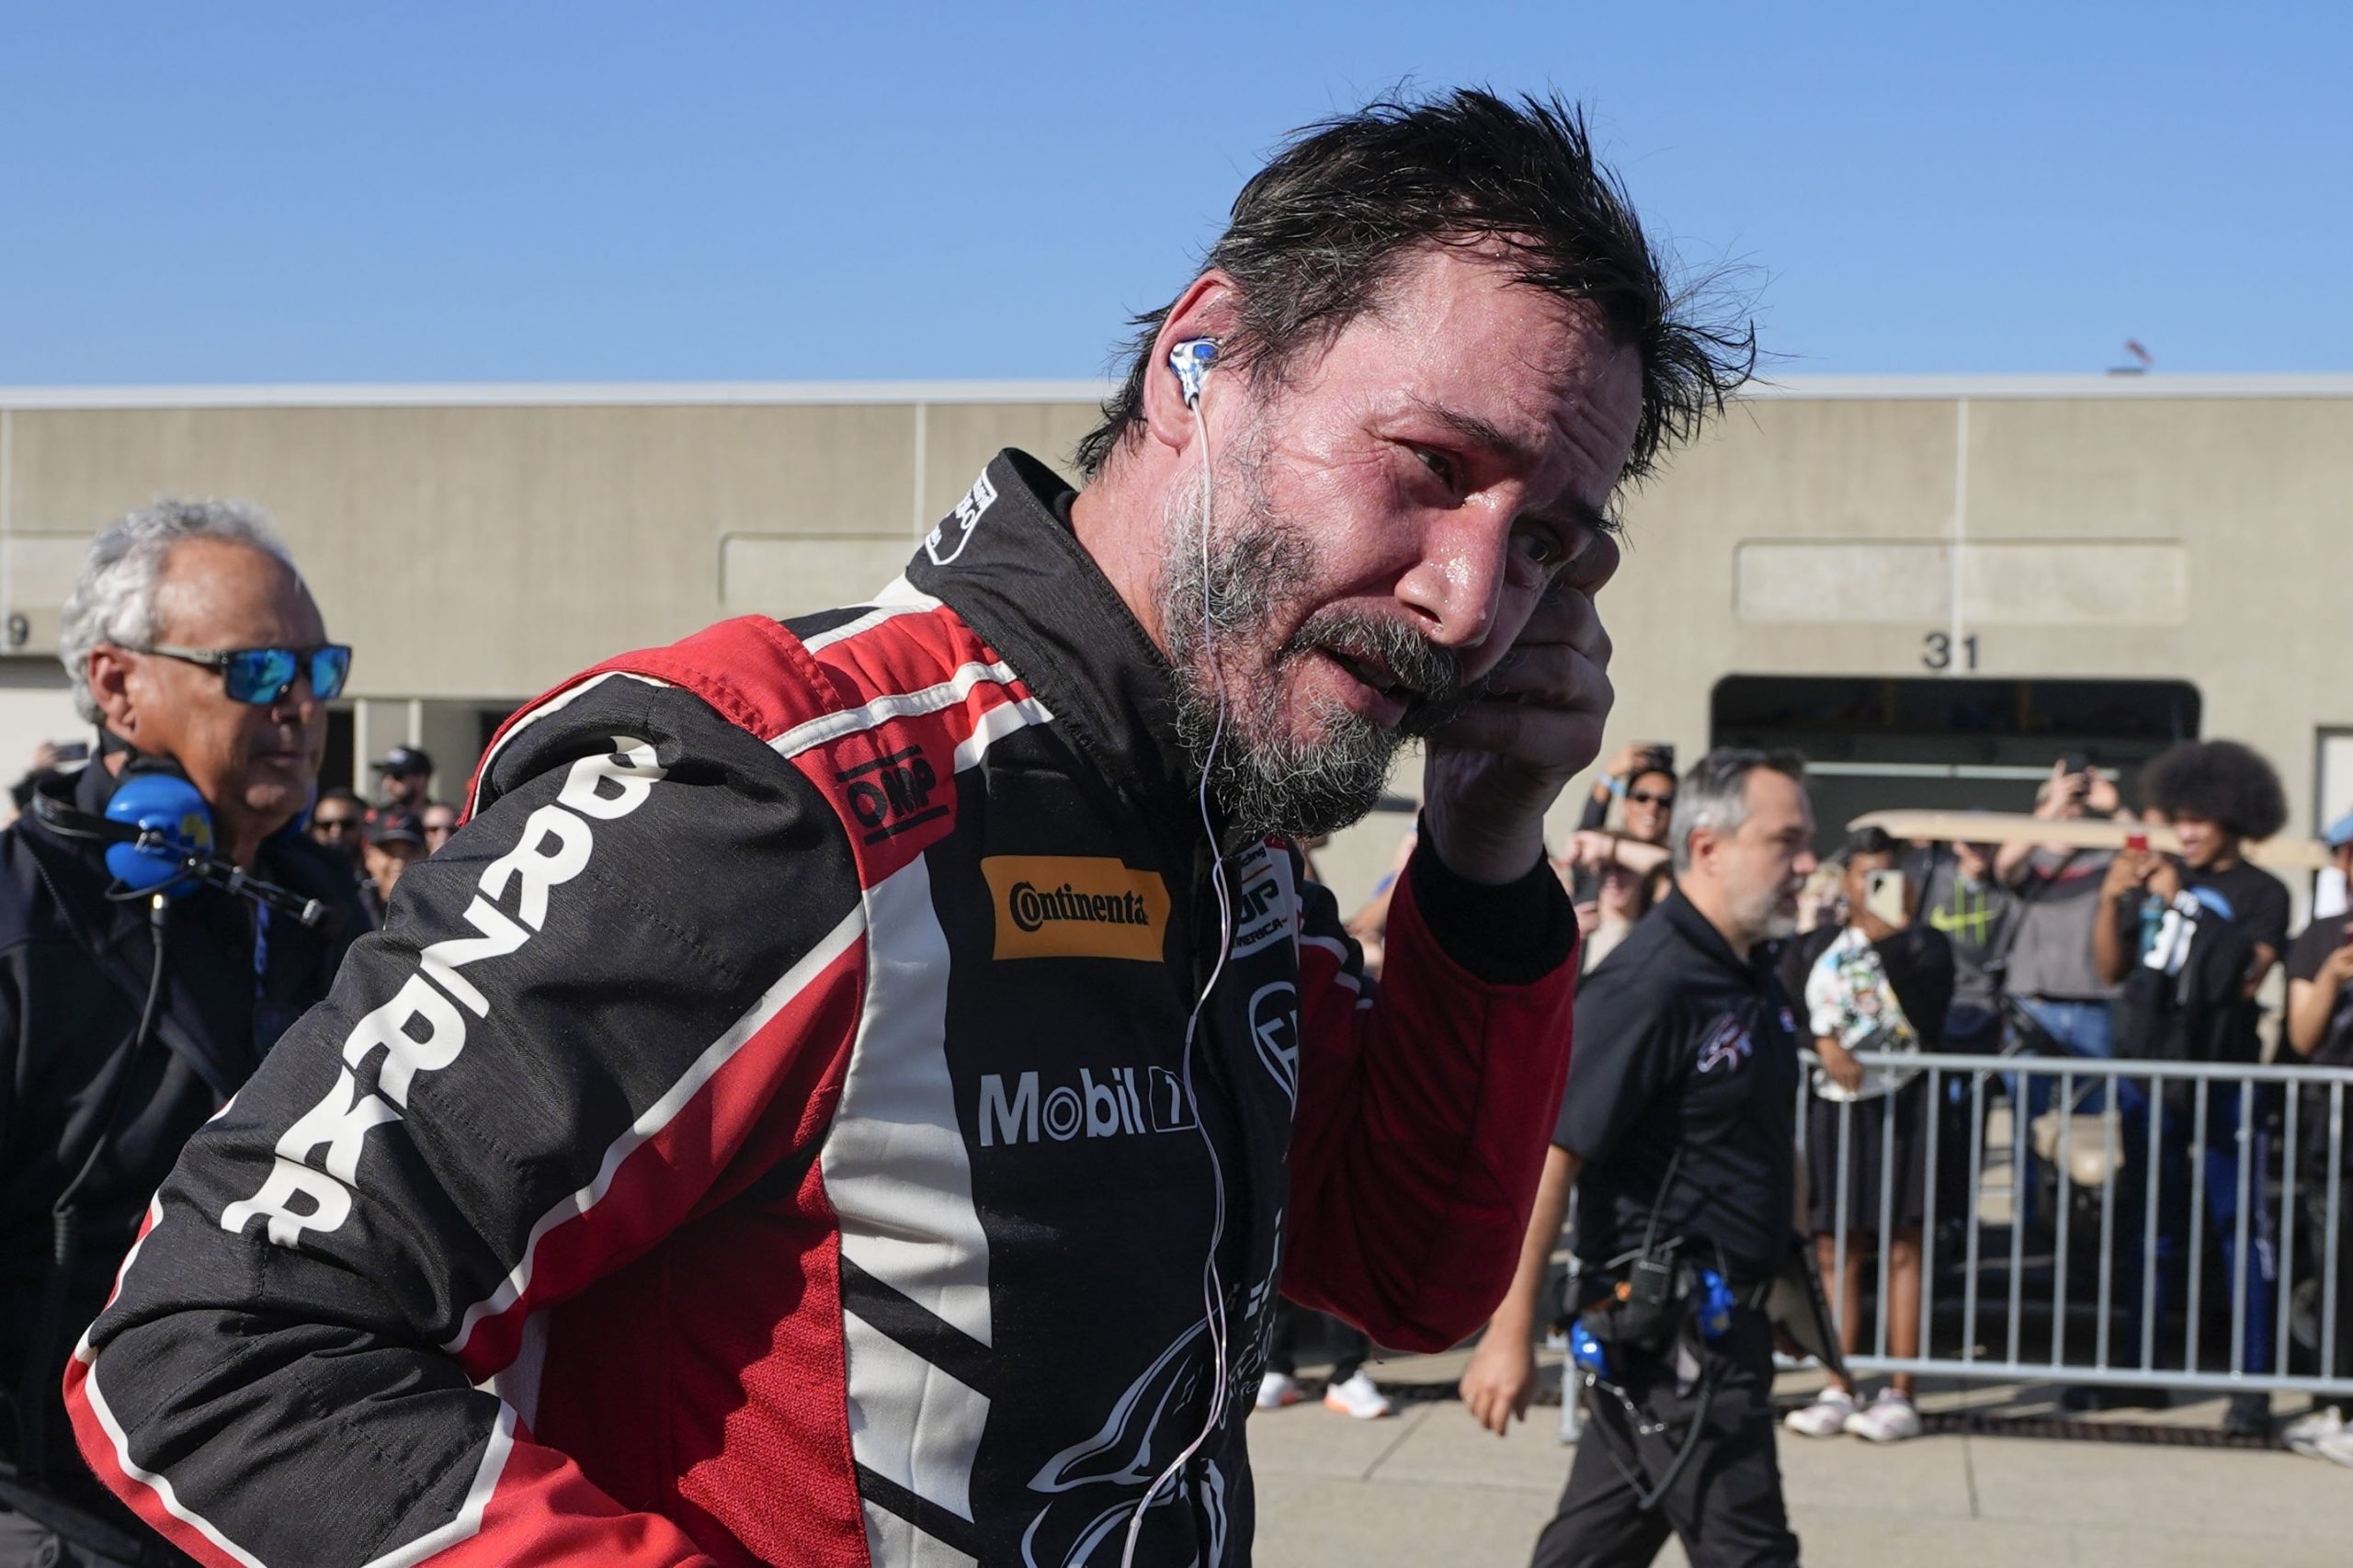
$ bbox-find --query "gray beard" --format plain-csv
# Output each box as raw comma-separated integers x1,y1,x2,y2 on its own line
1158,452,1481,843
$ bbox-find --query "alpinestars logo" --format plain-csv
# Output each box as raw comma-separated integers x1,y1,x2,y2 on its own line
978,1065,1198,1147
924,470,999,566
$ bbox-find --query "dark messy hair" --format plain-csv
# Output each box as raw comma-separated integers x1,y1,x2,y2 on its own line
1073,87,1754,484
2140,740,2289,842
1844,826,1901,860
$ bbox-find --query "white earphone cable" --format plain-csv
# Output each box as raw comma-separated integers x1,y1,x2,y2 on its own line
1119,384,1237,1568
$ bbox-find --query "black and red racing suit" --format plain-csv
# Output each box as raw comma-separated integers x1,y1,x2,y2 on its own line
64,449,1580,1567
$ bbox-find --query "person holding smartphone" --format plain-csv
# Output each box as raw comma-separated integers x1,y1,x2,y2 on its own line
1779,827,1954,1443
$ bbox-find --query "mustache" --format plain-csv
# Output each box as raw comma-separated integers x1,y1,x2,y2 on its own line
1281,609,1491,736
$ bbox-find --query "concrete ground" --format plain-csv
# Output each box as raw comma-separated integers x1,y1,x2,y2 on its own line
1248,1353,2353,1567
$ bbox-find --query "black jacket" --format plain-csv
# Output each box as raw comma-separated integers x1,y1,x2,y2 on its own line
0,761,369,1522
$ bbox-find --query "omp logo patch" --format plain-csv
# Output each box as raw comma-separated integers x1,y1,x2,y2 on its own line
835,746,944,844
924,470,999,566
983,856,1168,962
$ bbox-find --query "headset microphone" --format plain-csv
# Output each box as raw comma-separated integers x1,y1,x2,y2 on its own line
33,774,329,927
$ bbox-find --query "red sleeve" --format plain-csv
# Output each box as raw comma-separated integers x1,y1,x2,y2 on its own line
65,633,871,1568
1279,858,1577,1350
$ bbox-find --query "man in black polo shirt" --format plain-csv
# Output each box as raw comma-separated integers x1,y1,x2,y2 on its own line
1461,748,1816,1568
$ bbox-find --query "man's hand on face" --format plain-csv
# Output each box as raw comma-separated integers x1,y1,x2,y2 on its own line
1421,575,1614,884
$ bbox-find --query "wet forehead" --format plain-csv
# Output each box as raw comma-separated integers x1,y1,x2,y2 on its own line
1311,246,1643,498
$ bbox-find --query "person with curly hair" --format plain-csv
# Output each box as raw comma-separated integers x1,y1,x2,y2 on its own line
2093,739,2292,1434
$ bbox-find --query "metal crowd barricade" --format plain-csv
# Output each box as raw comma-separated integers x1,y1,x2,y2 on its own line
1794,1048,2353,1398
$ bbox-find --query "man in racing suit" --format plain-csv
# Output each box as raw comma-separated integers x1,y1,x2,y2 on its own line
64,90,1749,1567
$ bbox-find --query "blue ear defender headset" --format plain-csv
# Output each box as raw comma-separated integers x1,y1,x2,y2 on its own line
101,771,215,897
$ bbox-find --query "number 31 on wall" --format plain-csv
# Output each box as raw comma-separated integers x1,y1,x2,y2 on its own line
1922,631,1979,671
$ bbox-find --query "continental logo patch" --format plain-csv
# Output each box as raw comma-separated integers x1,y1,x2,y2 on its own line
983,856,1169,962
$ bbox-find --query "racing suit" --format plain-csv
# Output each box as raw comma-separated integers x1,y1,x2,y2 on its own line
64,449,1580,1568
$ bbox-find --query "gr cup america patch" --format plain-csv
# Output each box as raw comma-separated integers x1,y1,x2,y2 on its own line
924,470,999,566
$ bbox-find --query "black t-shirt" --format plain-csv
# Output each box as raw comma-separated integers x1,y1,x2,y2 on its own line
2287,912,2353,1065
2284,913,2353,1168
2111,858,2285,1067
1552,888,1803,1282
2186,860,2291,967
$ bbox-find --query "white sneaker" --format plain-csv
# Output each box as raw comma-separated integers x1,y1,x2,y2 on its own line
2314,1426,2353,1471
1784,1388,1857,1437
1255,1371,1302,1411
2285,1405,2346,1458
1323,1370,1392,1419
1846,1391,1924,1443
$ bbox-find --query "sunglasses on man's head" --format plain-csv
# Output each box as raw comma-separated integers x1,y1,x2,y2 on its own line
134,643,353,705
1627,789,1676,808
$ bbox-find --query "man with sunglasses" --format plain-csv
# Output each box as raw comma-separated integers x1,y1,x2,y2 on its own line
0,500,369,1566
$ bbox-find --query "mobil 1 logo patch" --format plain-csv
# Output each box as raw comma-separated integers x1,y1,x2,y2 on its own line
923,470,999,566
1228,840,1301,960
976,1063,1198,1148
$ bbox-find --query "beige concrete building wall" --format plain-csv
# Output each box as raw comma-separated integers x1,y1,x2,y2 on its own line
5,377,2347,909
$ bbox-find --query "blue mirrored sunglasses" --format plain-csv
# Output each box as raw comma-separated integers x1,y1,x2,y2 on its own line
137,642,353,704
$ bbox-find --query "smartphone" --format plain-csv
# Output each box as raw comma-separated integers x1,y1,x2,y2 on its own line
2059,754,2086,777
1864,869,1908,926
1646,744,1677,775
51,740,88,763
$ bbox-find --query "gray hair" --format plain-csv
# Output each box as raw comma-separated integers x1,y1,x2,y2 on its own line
59,499,294,723
1667,747,1808,872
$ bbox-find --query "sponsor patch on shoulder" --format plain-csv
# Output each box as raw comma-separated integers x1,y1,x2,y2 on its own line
924,470,999,566
983,855,1170,962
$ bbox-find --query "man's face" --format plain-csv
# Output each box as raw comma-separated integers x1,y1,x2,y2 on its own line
2168,810,2232,869
106,539,329,841
1160,245,1643,838
1955,841,1992,881
421,802,458,853
363,838,420,900
1704,770,1818,946
384,767,428,807
309,798,365,867
1620,767,1677,846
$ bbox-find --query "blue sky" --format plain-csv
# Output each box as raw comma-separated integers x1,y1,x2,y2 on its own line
3,2,2347,384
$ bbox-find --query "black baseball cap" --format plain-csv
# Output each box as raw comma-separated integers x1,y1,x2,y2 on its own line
367,810,426,850
370,745,434,778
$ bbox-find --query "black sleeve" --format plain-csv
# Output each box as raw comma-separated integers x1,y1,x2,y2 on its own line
2287,918,2342,984
1406,824,1577,986
1552,971,1676,1163
2248,874,2292,960
1577,790,1610,833
1877,924,1957,1049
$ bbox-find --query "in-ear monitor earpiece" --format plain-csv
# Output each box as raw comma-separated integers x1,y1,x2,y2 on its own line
1169,338,1218,408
